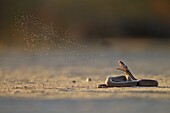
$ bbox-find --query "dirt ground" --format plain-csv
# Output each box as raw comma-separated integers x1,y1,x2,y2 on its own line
0,47,170,113
0,68,170,100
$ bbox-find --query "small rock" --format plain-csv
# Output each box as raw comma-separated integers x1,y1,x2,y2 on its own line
42,84,45,88
72,80,76,83
86,78,92,82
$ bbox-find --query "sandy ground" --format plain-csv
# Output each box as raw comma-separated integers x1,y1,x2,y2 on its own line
0,48,170,113
0,68,170,100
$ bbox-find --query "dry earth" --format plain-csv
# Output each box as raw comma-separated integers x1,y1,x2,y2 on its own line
0,49,170,113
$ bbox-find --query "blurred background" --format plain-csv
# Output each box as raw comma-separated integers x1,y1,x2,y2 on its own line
0,2,170,113
0,0,170,53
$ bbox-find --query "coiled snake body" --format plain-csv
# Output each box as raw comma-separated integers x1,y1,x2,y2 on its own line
98,61,158,88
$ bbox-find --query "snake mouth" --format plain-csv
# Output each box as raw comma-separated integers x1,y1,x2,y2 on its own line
117,60,128,72
118,60,128,69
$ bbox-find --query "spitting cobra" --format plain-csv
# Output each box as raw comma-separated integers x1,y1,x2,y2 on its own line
98,61,158,88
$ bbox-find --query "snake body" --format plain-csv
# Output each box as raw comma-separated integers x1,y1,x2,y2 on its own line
98,61,158,88
137,79,158,86
105,76,137,87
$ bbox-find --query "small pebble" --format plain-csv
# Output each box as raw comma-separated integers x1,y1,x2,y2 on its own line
86,78,92,82
42,84,45,88
72,80,76,83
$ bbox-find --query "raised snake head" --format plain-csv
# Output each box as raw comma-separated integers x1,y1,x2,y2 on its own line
117,60,128,72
